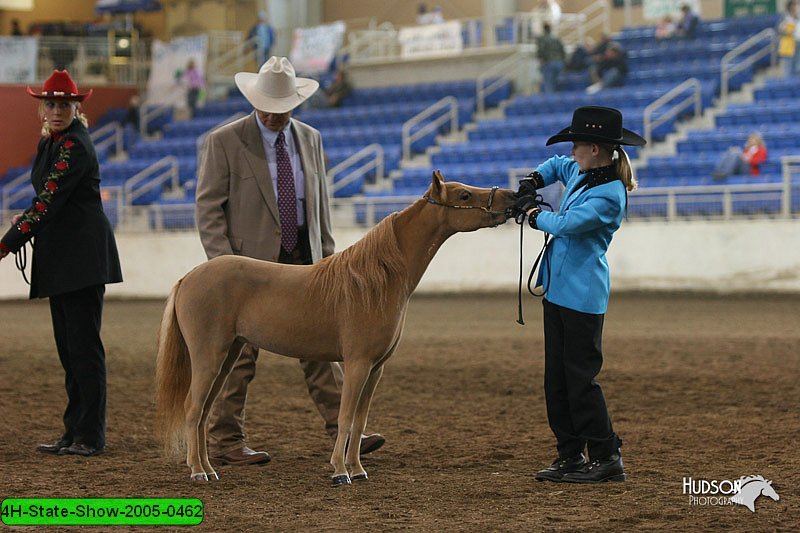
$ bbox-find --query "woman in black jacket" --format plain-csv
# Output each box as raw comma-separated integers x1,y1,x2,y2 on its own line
0,70,123,456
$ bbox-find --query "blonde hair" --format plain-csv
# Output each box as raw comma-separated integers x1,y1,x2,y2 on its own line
600,143,637,192
38,100,88,136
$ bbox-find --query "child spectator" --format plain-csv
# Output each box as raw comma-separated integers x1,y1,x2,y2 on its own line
712,132,768,179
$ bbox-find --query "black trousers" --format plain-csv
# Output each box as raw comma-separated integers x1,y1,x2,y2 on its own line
49,284,107,448
542,298,620,460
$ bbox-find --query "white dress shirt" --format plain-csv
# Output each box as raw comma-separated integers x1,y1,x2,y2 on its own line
256,118,306,226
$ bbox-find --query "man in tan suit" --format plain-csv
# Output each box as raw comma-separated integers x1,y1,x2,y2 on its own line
195,56,384,466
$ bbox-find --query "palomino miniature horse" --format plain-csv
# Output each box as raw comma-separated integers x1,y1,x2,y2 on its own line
155,171,515,485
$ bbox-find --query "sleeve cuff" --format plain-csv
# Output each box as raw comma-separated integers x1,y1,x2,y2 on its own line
528,209,541,229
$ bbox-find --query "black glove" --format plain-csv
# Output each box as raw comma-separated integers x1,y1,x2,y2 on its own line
513,195,538,224
515,173,544,198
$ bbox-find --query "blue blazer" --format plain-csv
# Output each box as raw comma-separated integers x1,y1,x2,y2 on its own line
533,156,626,314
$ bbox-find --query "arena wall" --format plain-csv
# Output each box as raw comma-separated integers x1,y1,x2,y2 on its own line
1,218,798,300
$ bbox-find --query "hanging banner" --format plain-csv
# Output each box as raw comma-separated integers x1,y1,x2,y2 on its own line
289,21,346,76
146,35,207,107
0,37,38,83
724,0,776,17
398,21,463,59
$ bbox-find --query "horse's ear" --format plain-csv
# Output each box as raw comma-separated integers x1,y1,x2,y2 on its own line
432,170,445,198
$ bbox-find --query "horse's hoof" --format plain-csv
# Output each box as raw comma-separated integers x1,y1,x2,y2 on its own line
332,474,351,487
351,473,368,482
208,471,219,481
190,473,209,481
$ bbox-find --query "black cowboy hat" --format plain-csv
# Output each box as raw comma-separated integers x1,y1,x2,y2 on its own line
546,106,646,147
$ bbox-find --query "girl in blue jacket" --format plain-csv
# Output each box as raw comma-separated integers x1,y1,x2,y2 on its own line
514,106,645,483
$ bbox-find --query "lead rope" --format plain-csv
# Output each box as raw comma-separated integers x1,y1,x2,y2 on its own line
15,241,31,285
516,195,553,325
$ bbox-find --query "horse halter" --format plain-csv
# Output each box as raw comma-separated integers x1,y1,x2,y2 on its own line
422,186,507,215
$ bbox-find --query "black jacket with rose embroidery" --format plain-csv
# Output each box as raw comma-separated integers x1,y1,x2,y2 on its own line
0,119,122,298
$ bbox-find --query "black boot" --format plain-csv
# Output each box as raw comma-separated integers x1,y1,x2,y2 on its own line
562,452,625,483
36,437,72,454
535,453,587,482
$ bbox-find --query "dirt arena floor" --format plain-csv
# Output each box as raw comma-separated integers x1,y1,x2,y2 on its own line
0,292,798,531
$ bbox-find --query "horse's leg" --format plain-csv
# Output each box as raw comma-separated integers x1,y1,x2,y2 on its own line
347,364,384,481
185,342,243,481
331,358,372,487
195,339,246,480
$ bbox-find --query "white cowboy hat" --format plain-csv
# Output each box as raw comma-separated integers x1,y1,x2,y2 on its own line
235,56,319,114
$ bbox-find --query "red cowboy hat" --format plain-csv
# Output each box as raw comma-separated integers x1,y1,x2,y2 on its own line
27,70,92,102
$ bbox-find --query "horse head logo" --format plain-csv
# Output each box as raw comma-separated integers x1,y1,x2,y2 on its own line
729,475,780,512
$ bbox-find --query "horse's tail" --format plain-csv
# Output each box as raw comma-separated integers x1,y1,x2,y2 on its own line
155,278,191,455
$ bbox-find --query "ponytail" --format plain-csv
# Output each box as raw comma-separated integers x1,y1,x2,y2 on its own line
614,145,637,192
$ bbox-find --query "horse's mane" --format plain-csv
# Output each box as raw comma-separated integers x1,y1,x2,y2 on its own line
310,213,409,311
738,475,767,486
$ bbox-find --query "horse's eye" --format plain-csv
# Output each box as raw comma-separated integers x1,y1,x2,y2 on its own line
459,190,471,201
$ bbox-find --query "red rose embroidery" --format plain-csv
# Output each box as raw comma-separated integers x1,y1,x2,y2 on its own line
0,242,9,256
46,180,58,192
19,222,31,233
55,161,68,171
35,201,47,213
63,140,75,149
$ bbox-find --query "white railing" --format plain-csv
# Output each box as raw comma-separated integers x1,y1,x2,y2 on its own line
31,34,149,86
195,112,248,168
123,156,180,207
643,78,702,147
139,101,173,137
477,49,533,113
92,121,124,158
0,170,32,219
335,23,398,65
207,34,255,97
327,144,385,195
720,28,777,101
337,8,597,65
402,96,459,160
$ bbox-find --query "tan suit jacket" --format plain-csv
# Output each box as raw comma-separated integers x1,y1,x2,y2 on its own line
196,113,335,262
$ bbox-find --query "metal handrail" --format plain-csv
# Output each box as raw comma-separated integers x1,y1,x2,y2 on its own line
402,96,459,161
327,144,385,194
207,36,257,83
579,0,611,36
196,112,248,168
476,49,531,113
643,78,702,147
92,122,124,158
139,101,173,137
780,154,800,216
336,24,397,65
123,156,180,207
0,170,32,217
720,28,777,101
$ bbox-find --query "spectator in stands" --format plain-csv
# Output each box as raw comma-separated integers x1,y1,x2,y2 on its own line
712,132,768,179
308,69,353,108
11,19,23,36
183,59,205,118
195,56,385,468
124,93,141,132
655,15,676,41
0,70,123,457
675,4,700,39
512,106,645,484
778,0,799,77
537,22,566,93
586,42,628,94
248,11,275,68
565,37,594,72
